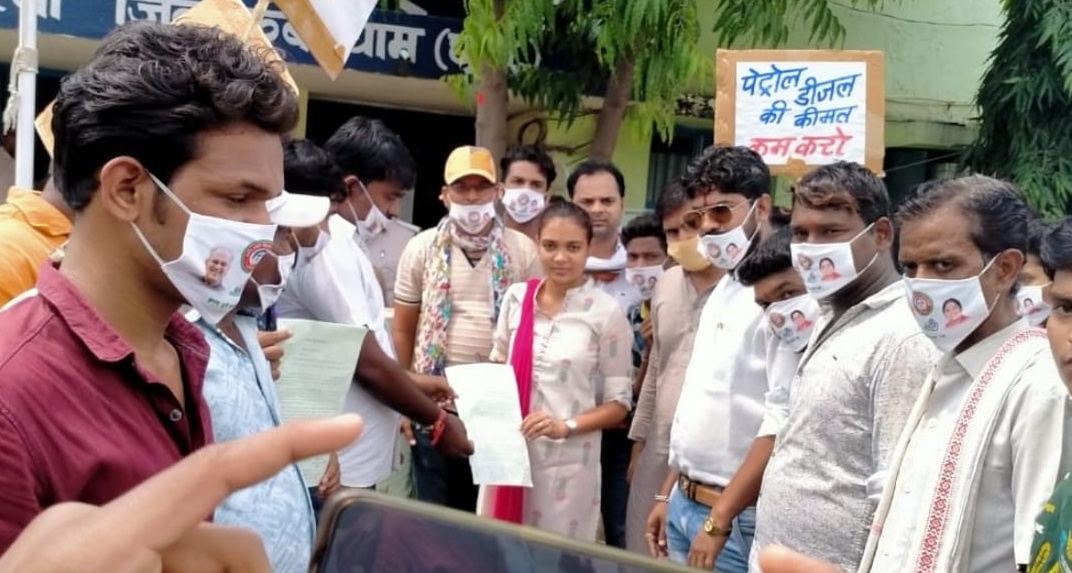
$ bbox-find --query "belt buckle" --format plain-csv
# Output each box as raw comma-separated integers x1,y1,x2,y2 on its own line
679,476,696,500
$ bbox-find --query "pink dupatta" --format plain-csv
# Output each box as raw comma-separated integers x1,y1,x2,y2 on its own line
489,278,541,524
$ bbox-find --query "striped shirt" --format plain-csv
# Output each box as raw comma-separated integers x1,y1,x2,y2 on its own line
395,227,541,367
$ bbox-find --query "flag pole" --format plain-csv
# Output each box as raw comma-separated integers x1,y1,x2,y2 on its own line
11,0,38,189
245,0,270,39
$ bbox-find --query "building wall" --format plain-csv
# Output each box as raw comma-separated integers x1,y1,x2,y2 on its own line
0,0,1005,217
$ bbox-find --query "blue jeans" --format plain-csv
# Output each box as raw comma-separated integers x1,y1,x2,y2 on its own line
601,428,631,548
665,488,755,573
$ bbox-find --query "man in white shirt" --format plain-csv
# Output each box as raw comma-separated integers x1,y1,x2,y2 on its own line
274,140,469,492
501,144,557,242
324,116,419,306
857,175,1070,573
645,146,801,573
568,158,639,548
751,162,940,573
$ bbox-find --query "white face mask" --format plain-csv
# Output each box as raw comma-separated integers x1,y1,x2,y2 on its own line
766,294,820,352
502,188,546,224
132,173,277,325
697,202,758,270
1016,283,1051,326
449,202,497,235
251,252,295,313
625,264,664,301
298,230,330,265
904,259,997,353
790,224,876,300
350,180,390,239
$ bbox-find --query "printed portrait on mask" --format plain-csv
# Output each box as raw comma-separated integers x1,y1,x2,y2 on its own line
790,310,814,332
769,312,786,329
1023,298,1037,315
796,254,813,271
943,298,969,328
203,247,233,288
706,242,722,259
727,243,741,260
819,257,842,282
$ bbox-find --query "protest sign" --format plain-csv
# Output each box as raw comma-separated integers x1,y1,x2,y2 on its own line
715,49,885,176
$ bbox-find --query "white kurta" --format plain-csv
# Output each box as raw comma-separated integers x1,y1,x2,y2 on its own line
491,279,633,541
870,321,1071,573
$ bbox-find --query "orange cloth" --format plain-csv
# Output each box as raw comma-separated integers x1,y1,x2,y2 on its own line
0,187,71,307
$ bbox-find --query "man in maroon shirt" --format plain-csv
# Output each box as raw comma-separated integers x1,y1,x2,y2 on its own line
0,21,299,552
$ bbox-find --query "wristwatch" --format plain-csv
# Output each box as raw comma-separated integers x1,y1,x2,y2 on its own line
702,517,731,538
564,418,578,438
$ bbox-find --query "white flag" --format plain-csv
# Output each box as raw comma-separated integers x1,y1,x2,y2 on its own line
273,0,378,80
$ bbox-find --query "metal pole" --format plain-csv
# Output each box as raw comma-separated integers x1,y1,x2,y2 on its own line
14,0,38,189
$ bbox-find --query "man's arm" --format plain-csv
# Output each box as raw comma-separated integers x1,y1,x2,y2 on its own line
354,335,440,426
390,236,425,371
0,406,43,553
391,304,419,371
697,336,801,559
867,332,941,501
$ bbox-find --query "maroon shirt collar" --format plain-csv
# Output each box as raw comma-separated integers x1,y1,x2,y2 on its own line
35,262,209,366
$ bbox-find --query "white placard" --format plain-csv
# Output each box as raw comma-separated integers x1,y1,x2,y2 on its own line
733,61,867,167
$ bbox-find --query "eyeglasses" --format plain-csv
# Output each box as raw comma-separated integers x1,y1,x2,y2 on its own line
681,201,750,232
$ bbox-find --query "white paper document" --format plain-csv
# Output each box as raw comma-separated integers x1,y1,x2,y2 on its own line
446,363,533,487
275,318,368,484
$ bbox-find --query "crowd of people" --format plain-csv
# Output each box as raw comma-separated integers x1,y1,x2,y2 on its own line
2,16,1072,573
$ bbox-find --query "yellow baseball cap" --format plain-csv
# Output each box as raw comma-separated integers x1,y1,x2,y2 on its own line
444,146,496,185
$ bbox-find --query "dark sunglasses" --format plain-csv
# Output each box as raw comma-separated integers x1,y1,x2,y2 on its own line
681,201,750,232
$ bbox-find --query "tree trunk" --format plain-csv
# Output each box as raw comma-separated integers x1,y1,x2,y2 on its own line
475,64,509,159
474,0,508,159
590,55,636,161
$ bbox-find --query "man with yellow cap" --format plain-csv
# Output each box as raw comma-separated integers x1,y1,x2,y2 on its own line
392,145,542,510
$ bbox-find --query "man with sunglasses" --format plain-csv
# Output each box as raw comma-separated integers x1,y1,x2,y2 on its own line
748,162,940,573
645,146,801,573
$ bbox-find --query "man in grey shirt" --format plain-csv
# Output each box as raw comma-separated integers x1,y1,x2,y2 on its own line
750,162,940,572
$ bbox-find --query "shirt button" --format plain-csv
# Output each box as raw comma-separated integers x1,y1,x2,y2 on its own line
169,409,183,422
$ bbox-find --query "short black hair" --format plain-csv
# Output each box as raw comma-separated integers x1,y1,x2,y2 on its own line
1040,217,1072,279
621,212,667,253
655,179,690,223
679,145,770,200
737,225,793,287
52,21,299,211
566,159,625,198
284,139,347,203
501,145,557,186
897,175,1032,294
324,116,416,189
897,175,1031,260
791,161,889,224
538,201,593,242
1027,218,1055,259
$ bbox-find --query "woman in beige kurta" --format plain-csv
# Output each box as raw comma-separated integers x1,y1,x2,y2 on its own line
489,202,633,541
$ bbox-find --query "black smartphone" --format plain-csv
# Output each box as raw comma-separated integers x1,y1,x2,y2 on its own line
310,489,696,573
